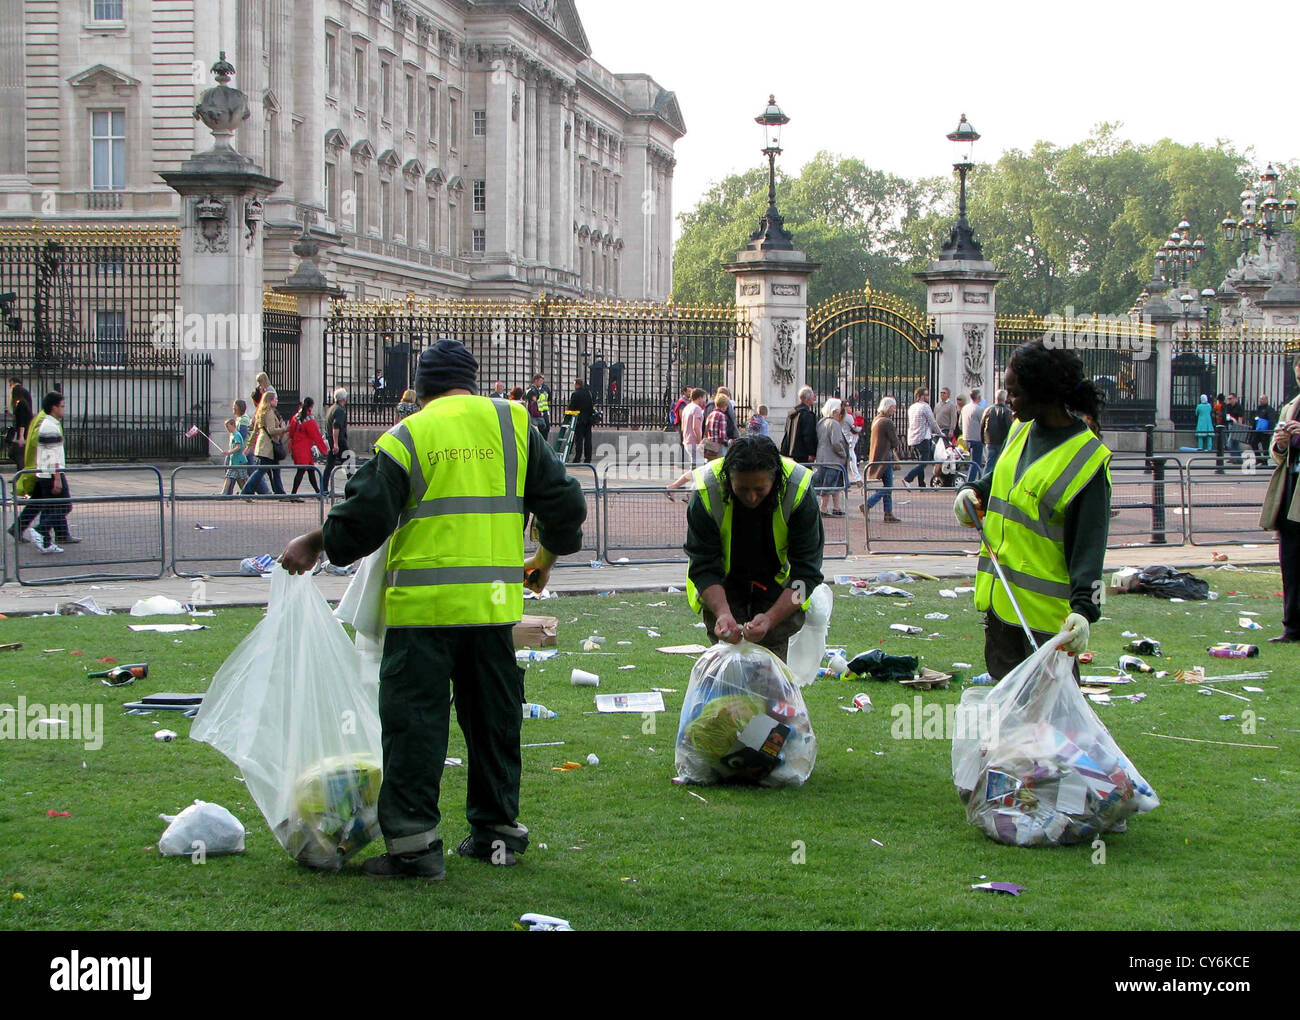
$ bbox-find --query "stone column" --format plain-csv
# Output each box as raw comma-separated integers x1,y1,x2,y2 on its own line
160,55,281,450
274,227,343,406
523,70,537,262
915,260,1006,401
724,249,819,442
1142,295,1177,430
537,75,551,270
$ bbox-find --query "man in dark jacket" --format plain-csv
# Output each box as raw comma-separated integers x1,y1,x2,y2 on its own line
567,378,595,463
780,386,818,464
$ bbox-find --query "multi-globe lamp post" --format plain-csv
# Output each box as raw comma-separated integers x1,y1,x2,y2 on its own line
1220,164,1297,258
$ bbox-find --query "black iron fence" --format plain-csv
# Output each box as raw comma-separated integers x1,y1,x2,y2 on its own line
262,293,302,410
0,224,215,461
322,295,752,429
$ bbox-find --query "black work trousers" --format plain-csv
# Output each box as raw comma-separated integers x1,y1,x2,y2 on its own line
1279,516,1300,639
376,625,529,855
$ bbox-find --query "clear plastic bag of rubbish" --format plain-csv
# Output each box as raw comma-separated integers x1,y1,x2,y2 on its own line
951,633,1159,847
157,800,245,857
674,641,817,787
190,566,384,870
785,583,834,687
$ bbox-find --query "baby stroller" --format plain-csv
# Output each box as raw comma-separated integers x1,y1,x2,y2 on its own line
929,436,971,487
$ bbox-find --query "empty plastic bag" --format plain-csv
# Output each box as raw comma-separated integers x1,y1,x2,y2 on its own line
785,583,834,687
191,566,383,869
951,633,1159,847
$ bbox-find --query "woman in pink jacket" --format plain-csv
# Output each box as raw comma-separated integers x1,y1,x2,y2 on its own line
288,396,327,494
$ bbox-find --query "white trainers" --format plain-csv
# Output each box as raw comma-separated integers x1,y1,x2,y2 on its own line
40,542,64,555
21,527,44,550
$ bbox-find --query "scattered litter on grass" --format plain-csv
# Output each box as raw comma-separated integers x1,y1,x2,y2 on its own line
646,601,667,607
1239,618,1263,630
552,761,583,772
516,648,558,662
871,838,885,847
666,586,682,594
657,644,711,655
443,757,463,767
154,730,177,742
851,585,914,598
57,596,111,617
586,754,599,766
0,642,21,652
889,624,923,635
1142,732,1278,749
522,741,565,748
1219,714,1237,722
128,624,208,633
925,613,949,620
516,913,573,931
972,882,1025,896
940,589,957,598
616,640,632,646
687,791,708,803
952,662,972,669
1243,686,1265,693
47,810,70,818
194,524,217,531
157,801,245,857
130,595,188,616
595,692,664,713
650,687,678,694
522,588,556,600
618,665,636,671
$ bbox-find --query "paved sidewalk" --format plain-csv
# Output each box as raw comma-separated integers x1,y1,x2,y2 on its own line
0,543,1278,617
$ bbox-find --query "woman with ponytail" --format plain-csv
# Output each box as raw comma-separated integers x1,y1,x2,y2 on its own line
952,340,1112,680
288,396,327,494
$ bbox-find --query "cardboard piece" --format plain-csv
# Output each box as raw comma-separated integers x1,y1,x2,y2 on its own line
512,615,558,649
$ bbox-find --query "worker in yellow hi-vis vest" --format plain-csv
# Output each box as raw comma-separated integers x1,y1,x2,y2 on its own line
685,435,825,662
281,340,586,880
953,340,1112,681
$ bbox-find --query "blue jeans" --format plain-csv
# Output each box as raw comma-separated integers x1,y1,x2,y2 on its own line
241,456,285,495
967,441,985,476
982,443,1002,480
903,438,933,485
865,463,894,514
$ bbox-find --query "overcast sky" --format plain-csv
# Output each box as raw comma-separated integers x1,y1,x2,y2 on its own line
578,0,1298,240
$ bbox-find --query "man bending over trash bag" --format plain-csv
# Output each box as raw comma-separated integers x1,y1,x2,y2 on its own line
952,340,1111,680
281,339,585,880
685,434,825,661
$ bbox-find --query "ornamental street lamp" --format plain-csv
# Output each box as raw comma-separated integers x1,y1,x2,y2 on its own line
746,94,794,251
1220,163,1297,257
939,114,984,260
1154,216,1206,285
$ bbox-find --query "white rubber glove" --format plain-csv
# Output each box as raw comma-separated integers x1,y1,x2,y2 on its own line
1060,613,1090,656
953,488,982,527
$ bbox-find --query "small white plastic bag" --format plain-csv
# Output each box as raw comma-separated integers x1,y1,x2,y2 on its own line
191,566,384,869
951,633,1159,847
674,641,817,787
158,800,245,857
785,583,834,687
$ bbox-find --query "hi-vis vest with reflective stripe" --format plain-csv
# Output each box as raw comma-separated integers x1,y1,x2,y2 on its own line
536,388,549,416
686,457,814,613
375,394,529,628
974,419,1111,634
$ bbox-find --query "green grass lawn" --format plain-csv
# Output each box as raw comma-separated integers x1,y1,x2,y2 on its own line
2,566,1297,931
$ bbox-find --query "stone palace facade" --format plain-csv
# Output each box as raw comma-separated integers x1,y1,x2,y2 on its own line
0,0,684,302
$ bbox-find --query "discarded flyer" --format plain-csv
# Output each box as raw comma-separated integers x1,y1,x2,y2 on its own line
595,692,665,713
889,623,923,635
853,585,914,598
57,596,111,617
971,882,1026,896
128,624,209,633
656,644,711,655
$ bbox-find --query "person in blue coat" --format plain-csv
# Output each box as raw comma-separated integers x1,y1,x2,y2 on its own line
1195,394,1214,451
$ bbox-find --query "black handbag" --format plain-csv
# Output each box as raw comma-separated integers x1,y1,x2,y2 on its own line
271,439,287,462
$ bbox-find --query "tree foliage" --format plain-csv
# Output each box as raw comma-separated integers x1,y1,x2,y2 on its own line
673,129,1294,317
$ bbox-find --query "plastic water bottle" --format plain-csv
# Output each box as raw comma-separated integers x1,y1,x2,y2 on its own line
522,703,558,719
967,672,996,685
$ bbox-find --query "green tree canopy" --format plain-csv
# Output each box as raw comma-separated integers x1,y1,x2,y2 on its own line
673,131,1291,317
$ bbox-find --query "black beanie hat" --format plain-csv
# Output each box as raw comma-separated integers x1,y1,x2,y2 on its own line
415,339,479,398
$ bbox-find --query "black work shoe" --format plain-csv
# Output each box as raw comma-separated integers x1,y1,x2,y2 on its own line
361,846,446,881
455,835,517,866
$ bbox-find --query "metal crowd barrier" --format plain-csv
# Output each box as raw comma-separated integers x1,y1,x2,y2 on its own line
0,474,8,583
526,462,603,566
1107,455,1187,548
860,460,979,555
1183,455,1278,547
170,465,325,577
602,486,690,564
807,461,850,558
11,466,166,585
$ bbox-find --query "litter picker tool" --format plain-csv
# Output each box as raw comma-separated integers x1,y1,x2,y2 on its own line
968,502,1039,651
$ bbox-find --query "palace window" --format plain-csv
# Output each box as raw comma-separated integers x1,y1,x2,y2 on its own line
92,0,123,21
90,110,126,190
472,228,485,253
473,179,485,213
353,49,366,108
473,110,486,136
325,32,337,94
95,310,125,365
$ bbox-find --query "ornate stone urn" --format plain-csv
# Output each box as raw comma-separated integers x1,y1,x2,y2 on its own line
193,52,250,157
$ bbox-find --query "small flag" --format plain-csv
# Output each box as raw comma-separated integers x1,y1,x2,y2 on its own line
185,425,201,439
